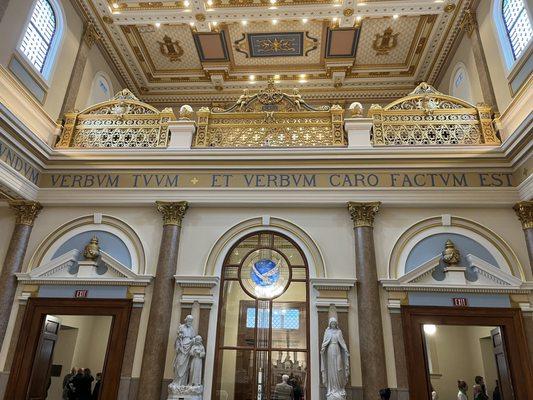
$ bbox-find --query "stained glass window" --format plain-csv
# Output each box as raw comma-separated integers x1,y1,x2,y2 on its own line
246,307,300,329
20,0,56,73
502,0,533,60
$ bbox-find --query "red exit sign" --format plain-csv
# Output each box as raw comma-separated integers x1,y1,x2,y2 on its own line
74,289,88,298
452,297,468,307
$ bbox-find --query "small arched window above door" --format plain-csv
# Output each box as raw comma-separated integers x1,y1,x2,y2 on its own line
214,231,310,400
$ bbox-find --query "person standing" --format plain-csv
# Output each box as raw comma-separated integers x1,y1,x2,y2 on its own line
92,373,102,400
492,380,501,400
72,368,94,400
457,380,469,400
473,376,488,400
62,367,76,400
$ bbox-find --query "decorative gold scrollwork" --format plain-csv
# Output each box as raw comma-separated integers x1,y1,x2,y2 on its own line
368,82,500,146
56,89,174,149
193,80,346,148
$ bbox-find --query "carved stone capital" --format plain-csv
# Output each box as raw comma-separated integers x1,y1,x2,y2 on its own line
347,201,381,228
83,23,101,48
460,9,477,37
513,201,533,230
156,201,189,226
9,200,43,226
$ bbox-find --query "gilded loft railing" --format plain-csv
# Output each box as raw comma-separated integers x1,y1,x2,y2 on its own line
56,89,174,149
193,80,345,148
368,83,500,146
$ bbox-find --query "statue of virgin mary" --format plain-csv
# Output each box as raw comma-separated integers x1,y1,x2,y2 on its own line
320,317,350,400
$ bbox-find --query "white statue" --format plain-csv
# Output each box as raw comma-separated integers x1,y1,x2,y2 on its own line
320,317,350,400
188,335,205,386
173,315,197,386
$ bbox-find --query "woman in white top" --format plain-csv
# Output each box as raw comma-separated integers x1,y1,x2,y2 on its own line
457,380,469,400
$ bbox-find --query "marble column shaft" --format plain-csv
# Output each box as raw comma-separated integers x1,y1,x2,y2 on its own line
137,201,188,400
0,201,42,349
58,23,100,120
348,202,387,400
461,9,498,111
513,201,533,273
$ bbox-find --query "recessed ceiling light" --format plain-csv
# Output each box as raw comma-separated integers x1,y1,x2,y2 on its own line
299,79,307,84
207,0,213,5
270,0,277,3
189,21,195,26
272,19,278,25
241,20,248,26
112,2,119,8
393,14,399,19
300,74,306,79
302,18,308,23
155,22,161,28
274,74,280,79
249,75,255,81
212,21,218,26
356,15,362,21
183,0,190,6
357,2,367,6
332,17,338,22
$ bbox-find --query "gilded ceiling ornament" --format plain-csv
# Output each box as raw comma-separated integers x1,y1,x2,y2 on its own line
460,9,477,37
9,200,43,226
258,38,296,53
442,240,460,267
372,27,399,56
102,16,114,24
195,14,206,21
513,201,533,230
343,8,354,16
158,35,184,62
444,3,456,13
83,23,102,48
156,201,189,226
83,236,101,261
347,202,381,228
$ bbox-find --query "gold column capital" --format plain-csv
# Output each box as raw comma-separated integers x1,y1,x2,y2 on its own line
513,201,533,230
9,200,43,226
347,201,381,228
83,23,101,48
460,9,477,37
155,201,189,226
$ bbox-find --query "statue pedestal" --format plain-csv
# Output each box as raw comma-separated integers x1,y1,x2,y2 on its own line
167,384,203,400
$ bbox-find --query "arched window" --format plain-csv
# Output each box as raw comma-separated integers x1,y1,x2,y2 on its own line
18,0,63,80
450,63,474,104
87,71,114,107
496,0,533,70
214,231,309,400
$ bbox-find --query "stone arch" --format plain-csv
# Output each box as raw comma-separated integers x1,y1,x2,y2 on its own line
203,216,326,278
28,214,146,274
388,215,524,280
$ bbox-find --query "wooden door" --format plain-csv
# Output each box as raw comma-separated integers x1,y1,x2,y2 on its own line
491,327,515,400
27,315,61,400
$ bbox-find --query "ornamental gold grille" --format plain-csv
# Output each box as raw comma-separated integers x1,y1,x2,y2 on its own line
368,82,500,146
193,80,346,148
56,89,174,149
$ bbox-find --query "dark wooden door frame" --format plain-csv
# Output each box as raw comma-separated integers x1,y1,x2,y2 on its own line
3,298,132,400
401,306,533,400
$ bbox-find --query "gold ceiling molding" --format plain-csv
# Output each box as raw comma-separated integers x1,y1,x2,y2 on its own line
368,82,500,146
193,80,345,147
158,35,184,62
56,89,175,149
372,27,399,56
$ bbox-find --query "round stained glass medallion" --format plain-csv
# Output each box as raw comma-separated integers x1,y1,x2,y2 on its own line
240,249,290,299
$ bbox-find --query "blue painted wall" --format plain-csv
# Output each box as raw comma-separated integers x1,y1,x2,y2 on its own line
52,230,132,268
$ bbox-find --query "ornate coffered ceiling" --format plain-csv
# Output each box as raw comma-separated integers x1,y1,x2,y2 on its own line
74,0,470,105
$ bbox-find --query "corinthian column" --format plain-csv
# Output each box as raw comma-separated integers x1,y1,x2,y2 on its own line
137,201,189,400
58,23,101,121
513,201,533,272
347,202,387,399
0,200,42,348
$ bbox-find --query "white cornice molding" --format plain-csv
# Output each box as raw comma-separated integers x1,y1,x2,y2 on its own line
0,159,39,200
35,187,520,206
16,249,153,286
174,275,220,288
517,172,533,201
310,278,356,291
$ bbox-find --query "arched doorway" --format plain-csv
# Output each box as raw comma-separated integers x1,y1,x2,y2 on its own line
213,231,310,400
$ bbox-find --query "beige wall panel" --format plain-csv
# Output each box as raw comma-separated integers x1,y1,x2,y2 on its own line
74,45,122,111
438,34,483,104
477,0,513,112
